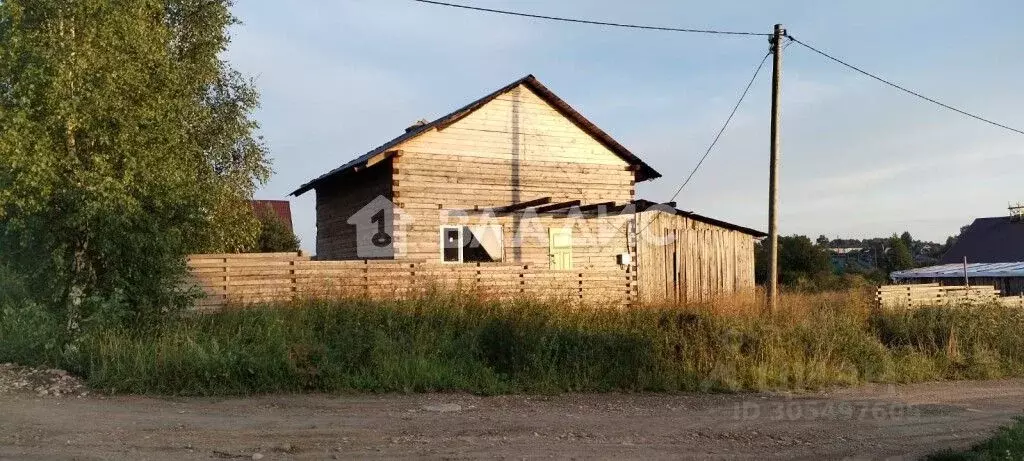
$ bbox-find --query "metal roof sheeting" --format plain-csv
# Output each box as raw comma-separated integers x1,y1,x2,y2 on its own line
938,217,1024,264
891,262,1024,280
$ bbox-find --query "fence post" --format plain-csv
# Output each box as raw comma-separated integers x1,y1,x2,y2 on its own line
222,257,229,307
519,265,527,296
578,272,584,303
289,258,297,302
362,260,370,299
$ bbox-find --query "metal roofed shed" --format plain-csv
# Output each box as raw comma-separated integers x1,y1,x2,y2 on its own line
938,214,1024,264
891,262,1024,296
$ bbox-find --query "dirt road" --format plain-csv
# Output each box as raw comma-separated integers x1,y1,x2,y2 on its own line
2,379,1022,460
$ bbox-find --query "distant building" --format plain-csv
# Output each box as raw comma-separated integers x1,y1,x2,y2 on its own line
828,247,863,255
891,262,1024,296
892,205,1024,295
939,211,1024,264
251,200,294,232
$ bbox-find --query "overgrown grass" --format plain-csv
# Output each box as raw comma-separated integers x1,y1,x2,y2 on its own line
2,290,1024,396
928,418,1024,460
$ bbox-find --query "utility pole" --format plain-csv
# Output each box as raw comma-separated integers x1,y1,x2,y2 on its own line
767,24,785,313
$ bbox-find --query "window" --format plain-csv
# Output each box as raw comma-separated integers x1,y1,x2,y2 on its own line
440,225,504,263
464,225,504,263
441,227,461,262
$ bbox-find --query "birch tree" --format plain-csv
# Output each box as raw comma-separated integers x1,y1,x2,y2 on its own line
0,0,270,329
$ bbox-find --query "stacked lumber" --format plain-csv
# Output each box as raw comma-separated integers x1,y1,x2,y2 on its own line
997,295,1024,309
187,252,634,310
876,283,1005,309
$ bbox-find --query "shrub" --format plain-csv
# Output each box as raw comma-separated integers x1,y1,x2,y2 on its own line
253,205,300,253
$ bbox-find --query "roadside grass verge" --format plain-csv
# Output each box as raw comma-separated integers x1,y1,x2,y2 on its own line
2,290,1024,395
927,417,1024,460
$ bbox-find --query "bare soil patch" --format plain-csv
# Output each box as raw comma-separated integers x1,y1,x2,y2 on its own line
1,376,1022,460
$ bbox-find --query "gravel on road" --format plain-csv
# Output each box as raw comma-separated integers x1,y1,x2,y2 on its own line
1,367,1021,460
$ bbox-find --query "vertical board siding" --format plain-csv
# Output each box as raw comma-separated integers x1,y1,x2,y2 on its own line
636,211,756,304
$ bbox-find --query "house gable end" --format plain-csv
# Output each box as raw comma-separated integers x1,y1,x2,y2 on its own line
291,75,660,197
395,83,629,167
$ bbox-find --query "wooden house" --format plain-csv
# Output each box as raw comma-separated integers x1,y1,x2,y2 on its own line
291,75,765,304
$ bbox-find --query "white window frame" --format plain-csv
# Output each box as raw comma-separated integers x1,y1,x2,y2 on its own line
439,225,505,263
439,226,464,263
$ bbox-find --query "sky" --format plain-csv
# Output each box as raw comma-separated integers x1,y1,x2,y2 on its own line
223,0,1024,251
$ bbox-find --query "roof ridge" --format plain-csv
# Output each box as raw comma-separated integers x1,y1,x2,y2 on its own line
291,74,660,196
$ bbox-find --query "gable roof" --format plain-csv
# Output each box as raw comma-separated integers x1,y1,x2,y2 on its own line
939,216,1024,264
291,74,662,196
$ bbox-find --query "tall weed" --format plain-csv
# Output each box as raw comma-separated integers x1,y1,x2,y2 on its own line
1,290,1023,396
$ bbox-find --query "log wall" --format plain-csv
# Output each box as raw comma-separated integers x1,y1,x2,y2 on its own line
391,83,636,263
314,161,393,260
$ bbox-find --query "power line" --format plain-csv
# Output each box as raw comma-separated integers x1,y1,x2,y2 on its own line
412,0,769,36
409,3,1022,137
789,35,1024,136
635,51,771,237
665,51,772,204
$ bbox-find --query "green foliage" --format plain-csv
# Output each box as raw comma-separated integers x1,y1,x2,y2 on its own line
885,233,916,273
755,235,833,288
763,231,933,291
3,293,1024,396
824,232,944,272
0,262,28,308
900,231,914,249
253,205,300,253
928,418,1024,460
0,1,269,330
0,302,66,366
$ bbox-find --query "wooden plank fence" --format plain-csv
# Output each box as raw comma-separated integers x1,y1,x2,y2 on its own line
187,252,635,309
877,283,1024,309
